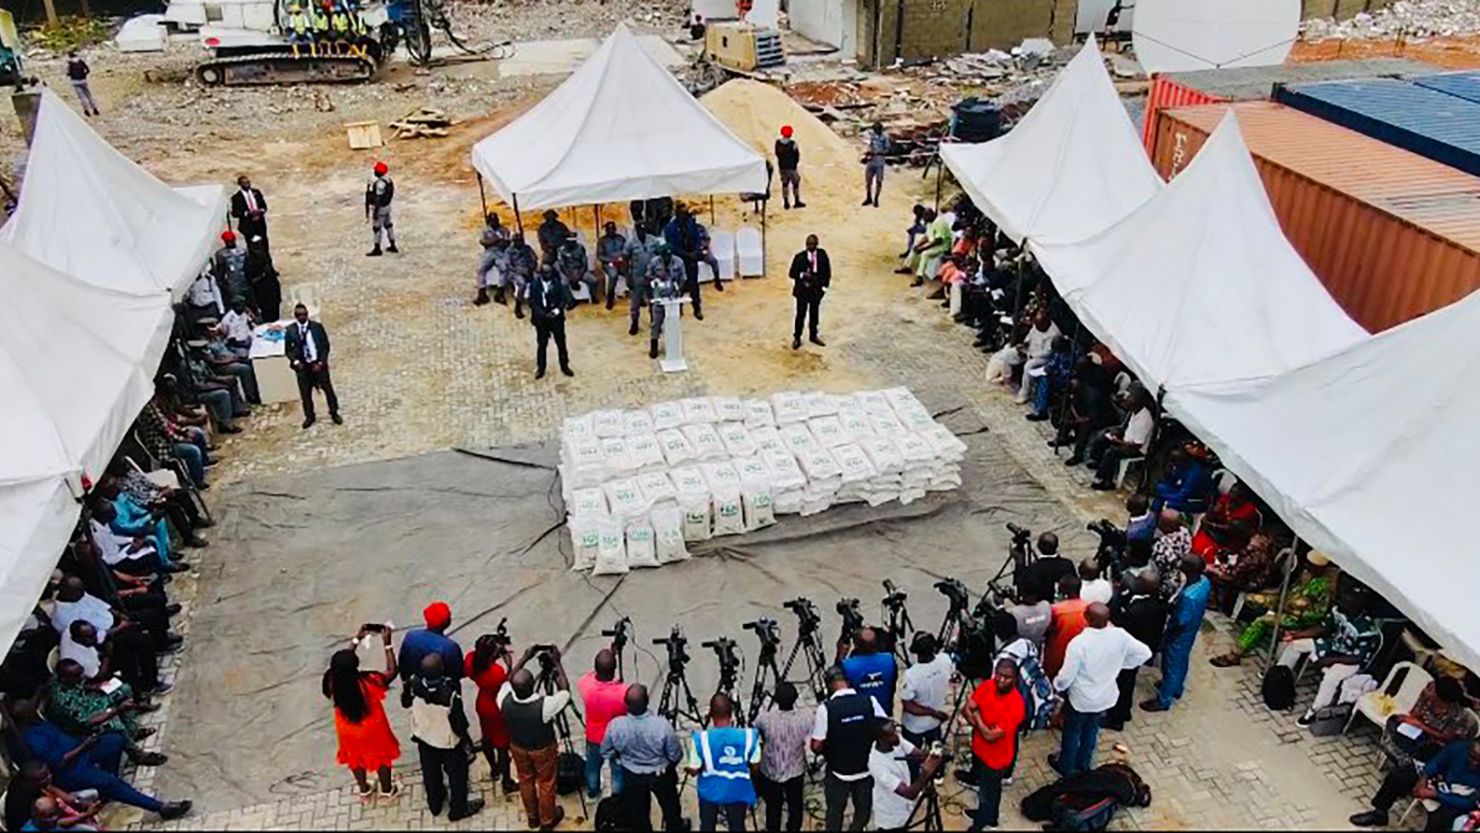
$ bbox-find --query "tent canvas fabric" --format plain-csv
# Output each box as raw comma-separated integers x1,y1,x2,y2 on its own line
1170,289,1480,670
0,477,82,665
1032,111,1367,391
471,24,767,210
939,36,1161,245
0,90,226,298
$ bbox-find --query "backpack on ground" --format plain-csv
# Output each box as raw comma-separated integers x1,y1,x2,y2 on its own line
1016,648,1060,731
594,794,625,832
1261,665,1297,711
556,751,585,795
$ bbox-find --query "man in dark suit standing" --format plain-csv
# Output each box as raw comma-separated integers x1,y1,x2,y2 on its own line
231,175,269,247
284,303,341,429
527,266,575,380
789,234,831,350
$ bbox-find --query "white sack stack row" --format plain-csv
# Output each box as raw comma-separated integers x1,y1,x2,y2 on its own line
560,388,966,575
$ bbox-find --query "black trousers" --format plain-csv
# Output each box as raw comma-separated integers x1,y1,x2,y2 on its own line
107,629,159,694
1106,666,1139,725
699,800,747,832
824,772,873,831
417,740,470,816
759,773,804,832
295,363,339,420
680,255,704,316
1371,766,1465,830
793,294,822,339
534,317,571,373
621,766,685,832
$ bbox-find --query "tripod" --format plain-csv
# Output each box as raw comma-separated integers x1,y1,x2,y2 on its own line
884,600,916,666
745,636,784,723
903,782,946,831
657,659,705,728
534,654,589,823
780,625,829,703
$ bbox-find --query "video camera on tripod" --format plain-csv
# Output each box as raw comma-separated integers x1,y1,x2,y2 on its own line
742,617,781,651
985,522,1037,604
653,626,690,671
702,636,742,702
654,625,704,726
836,597,864,642
783,597,822,634
1088,518,1126,573
780,597,828,702
601,616,632,679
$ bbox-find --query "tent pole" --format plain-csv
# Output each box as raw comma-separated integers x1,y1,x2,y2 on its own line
1138,385,1169,497
709,195,716,225
761,198,767,279
933,157,944,212
512,195,525,237
594,204,601,234
476,172,488,217
1266,537,1303,663
1050,319,1082,457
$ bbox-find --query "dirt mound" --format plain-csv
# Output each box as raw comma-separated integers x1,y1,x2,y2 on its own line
702,79,861,177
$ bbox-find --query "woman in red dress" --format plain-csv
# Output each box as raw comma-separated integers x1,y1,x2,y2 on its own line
323,627,402,802
1191,482,1260,562
466,634,518,794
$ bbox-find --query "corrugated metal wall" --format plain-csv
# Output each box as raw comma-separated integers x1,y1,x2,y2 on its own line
1139,77,1223,149
1151,102,1480,331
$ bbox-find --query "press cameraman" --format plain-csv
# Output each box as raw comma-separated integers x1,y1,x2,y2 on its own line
811,666,888,831
836,627,897,716
869,719,943,833
1018,532,1074,601
898,633,953,771
499,646,570,831
1005,583,1051,653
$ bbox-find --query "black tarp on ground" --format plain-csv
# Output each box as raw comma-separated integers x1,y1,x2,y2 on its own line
154,403,1098,813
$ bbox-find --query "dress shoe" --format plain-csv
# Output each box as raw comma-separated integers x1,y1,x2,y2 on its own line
694,310,704,321
165,603,183,616
159,801,193,821
1349,811,1389,828
910,278,923,288
131,751,169,767
1064,455,1085,466
714,281,725,292
783,202,791,209
537,805,563,831
166,561,192,573
366,247,382,257
894,267,913,275
795,201,807,208
331,413,343,425
1091,481,1116,491
494,288,507,305
1140,698,1169,712
474,289,490,306
792,337,801,350
861,197,872,206
1026,412,1050,422
185,536,209,548
649,339,659,358
561,366,575,377
386,244,399,254
515,305,525,319
535,368,546,380
301,417,316,429
629,322,639,336
448,799,485,823
809,336,826,347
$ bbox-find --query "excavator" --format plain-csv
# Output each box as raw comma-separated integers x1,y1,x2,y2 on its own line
163,0,509,86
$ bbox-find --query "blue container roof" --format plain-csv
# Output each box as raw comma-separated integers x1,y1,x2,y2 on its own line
1413,71,1480,106
1278,78,1480,176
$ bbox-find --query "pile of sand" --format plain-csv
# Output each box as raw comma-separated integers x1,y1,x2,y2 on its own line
702,79,865,194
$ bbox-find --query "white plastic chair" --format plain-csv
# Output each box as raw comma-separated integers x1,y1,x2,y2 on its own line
1398,798,1441,828
710,230,737,282
1114,455,1145,489
1345,661,1433,735
695,261,717,284
736,226,764,277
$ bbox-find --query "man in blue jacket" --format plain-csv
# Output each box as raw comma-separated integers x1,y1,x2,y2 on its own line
663,203,722,321
1151,448,1213,515
1352,739,1480,829
686,694,760,831
1141,555,1210,713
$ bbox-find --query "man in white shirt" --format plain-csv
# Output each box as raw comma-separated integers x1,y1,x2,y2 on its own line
868,720,942,832
898,634,954,761
1016,312,1063,404
1050,603,1151,777
186,271,224,320
1088,386,1156,491
219,302,256,350
1078,560,1114,605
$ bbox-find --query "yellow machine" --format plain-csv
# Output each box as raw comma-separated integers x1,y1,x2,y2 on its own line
703,20,784,72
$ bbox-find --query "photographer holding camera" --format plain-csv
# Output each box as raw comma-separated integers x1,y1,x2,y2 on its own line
498,646,570,831
869,719,943,832
837,627,897,717
406,653,484,822
465,629,518,796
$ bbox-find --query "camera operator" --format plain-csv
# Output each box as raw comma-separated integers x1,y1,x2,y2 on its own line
1018,533,1074,602
963,659,1027,831
406,653,484,822
498,647,570,831
898,633,953,772
869,719,943,833
685,693,760,832
601,684,686,832
811,666,889,831
1005,583,1051,653
465,633,518,795
753,682,811,832
577,648,629,799
836,627,897,716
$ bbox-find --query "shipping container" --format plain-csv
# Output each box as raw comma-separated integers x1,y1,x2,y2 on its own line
1151,101,1480,332
1138,59,1434,149
1274,78,1480,178
1413,70,1480,105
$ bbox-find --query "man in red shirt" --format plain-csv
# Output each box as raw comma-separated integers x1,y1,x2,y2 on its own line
963,659,1026,831
1044,575,1090,679
576,649,629,799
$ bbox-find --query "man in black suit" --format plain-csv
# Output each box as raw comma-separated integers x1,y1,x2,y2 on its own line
230,175,269,246
788,234,831,350
283,303,341,429
527,266,575,380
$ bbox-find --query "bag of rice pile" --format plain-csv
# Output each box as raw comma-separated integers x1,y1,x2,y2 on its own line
563,414,595,441
657,429,698,467
650,400,684,431
744,399,776,428
770,391,808,425
780,423,818,454
680,498,712,542
718,423,758,458
625,522,660,569
564,433,605,476
628,434,666,470
920,424,969,463
701,461,744,495
591,518,630,576
711,487,746,537
570,487,609,519
838,409,873,444
742,483,776,530
592,409,625,438
624,409,656,437
807,416,847,448
897,433,938,466
868,410,906,437
713,396,745,423
832,443,878,484
600,436,634,473
637,471,678,505
736,454,773,487
764,448,807,492
603,477,648,520
650,505,690,564
860,437,905,476
796,446,843,482
681,397,719,424
670,466,712,542
750,425,784,454
804,391,840,418
681,423,727,461
569,517,601,572
857,390,893,417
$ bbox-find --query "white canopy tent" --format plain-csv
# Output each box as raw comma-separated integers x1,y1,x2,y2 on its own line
0,90,227,298
1032,112,1367,390
1171,289,1480,670
0,243,176,657
939,36,1161,245
470,24,767,212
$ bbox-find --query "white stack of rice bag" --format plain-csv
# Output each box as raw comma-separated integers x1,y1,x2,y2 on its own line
559,388,965,575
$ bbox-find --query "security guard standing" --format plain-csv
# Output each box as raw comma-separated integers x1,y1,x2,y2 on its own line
365,161,397,257
644,241,684,360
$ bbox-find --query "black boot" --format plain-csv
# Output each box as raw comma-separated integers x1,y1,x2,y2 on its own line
474,288,490,306
629,321,639,336
514,298,525,319
493,287,507,305
649,338,659,359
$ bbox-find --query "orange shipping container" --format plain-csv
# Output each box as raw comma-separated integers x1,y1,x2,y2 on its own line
1150,100,1480,332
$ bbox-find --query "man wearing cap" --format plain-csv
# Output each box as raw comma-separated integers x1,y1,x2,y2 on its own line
474,213,510,307
644,241,685,360
861,122,889,207
399,602,465,690
212,230,248,306
365,162,397,256
556,233,598,304
775,125,805,210
230,175,269,245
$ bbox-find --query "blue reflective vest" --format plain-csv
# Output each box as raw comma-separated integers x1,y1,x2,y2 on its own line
693,726,758,806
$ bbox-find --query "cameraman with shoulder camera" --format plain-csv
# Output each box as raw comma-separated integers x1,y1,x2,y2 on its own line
898,633,953,772
837,627,898,717
811,666,889,831
498,646,570,831
869,719,943,832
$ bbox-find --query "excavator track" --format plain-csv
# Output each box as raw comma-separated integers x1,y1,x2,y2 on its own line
195,51,376,87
